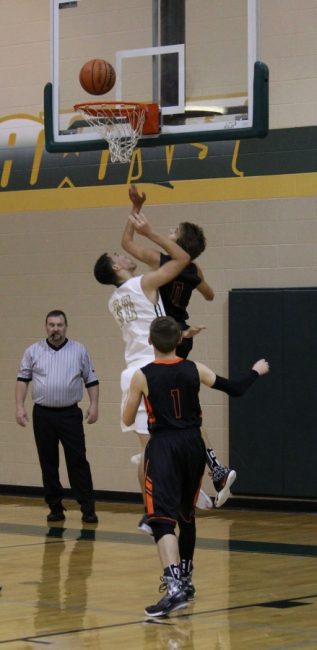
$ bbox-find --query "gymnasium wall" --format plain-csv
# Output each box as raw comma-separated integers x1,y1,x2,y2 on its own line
1,1,317,499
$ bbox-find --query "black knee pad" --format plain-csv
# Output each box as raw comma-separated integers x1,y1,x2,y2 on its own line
151,520,176,543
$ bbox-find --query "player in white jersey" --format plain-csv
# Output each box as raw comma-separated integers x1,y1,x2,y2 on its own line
94,200,207,525
109,274,165,435
109,275,165,369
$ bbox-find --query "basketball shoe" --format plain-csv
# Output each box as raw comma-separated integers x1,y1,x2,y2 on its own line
213,467,237,508
181,573,196,600
144,576,188,617
206,448,236,508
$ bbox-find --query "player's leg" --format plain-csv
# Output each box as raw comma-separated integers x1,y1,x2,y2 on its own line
178,430,206,600
144,434,188,617
178,516,196,600
135,432,153,534
120,367,152,530
145,526,188,617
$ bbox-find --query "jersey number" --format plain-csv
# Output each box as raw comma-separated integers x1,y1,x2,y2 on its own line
170,281,184,305
112,295,137,326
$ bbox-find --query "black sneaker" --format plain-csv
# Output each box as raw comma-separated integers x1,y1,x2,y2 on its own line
214,469,237,508
47,503,66,522
138,514,153,536
82,512,98,524
181,574,196,600
145,576,188,618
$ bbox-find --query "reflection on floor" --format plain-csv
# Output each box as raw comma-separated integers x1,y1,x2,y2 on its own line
1,495,317,649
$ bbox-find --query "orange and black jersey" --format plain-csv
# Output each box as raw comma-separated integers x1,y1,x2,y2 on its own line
159,253,201,327
141,358,202,434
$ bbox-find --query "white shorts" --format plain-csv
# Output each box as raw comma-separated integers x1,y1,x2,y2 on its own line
120,364,150,435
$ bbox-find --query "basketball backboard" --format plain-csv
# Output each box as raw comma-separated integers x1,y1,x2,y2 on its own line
44,0,268,154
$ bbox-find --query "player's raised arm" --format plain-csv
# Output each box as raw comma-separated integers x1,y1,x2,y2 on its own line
121,190,160,269
182,325,206,339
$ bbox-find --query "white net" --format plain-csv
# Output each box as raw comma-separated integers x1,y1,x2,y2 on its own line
74,102,146,163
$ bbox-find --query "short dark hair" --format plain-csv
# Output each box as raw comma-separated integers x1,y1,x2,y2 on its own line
94,253,118,285
149,316,182,353
177,222,206,260
46,310,67,325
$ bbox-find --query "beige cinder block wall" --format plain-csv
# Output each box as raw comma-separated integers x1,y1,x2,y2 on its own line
2,194,317,495
0,0,317,495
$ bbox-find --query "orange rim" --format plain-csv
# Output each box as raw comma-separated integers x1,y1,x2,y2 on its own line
74,101,147,118
74,101,160,135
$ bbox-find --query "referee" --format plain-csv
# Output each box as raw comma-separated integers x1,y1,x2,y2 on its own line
15,309,99,524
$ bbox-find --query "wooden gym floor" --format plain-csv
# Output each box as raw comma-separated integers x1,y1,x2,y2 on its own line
1,495,317,649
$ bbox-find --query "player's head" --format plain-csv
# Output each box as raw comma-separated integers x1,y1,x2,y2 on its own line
149,316,182,353
169,222,206,260
94,253,137,286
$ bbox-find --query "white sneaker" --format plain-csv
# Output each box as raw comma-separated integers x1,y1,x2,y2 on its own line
196,489,213,510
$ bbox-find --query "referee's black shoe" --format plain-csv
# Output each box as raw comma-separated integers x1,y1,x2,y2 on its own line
82,511,98,524
47,503,66,522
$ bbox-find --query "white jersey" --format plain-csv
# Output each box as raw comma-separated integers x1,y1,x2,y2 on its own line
108,275,165,368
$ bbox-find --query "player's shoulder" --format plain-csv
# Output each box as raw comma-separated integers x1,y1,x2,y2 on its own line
116,275,142,291
188,359,205,375
131,367,147,386
189,358,201,371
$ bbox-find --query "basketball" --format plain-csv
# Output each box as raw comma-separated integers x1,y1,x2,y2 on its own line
79,59,116,95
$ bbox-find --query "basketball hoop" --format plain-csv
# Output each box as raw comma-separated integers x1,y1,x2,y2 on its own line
73,101,159,163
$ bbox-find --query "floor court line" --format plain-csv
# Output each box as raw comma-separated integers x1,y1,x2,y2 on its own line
1,592,316,645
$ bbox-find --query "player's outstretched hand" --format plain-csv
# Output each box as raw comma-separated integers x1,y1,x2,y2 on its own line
183,325,206,339
129,211,152,237
129,184,146,214
252,358,270,375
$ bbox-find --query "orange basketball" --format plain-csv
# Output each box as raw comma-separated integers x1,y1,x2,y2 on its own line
79,59,116,95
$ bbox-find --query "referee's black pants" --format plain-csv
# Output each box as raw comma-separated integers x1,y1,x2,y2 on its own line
33,403,95,513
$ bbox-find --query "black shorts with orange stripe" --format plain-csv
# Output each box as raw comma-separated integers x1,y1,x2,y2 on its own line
144,428,206,524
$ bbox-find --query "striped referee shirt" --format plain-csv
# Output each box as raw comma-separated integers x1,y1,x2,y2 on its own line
17,338,99,408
